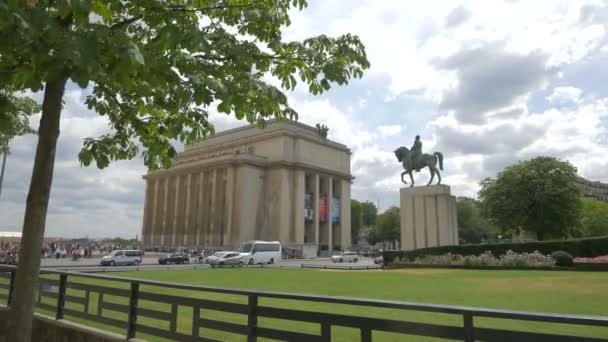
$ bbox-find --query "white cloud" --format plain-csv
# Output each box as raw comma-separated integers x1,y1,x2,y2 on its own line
377,125,403,138
3,1,608,237
290,98,374,151
546,86,583,105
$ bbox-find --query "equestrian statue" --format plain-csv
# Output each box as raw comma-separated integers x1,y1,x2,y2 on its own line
394,135,444,187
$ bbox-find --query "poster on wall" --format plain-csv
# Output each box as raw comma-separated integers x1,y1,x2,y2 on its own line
304,192,314,223
332,196,341,224
319,195,328,223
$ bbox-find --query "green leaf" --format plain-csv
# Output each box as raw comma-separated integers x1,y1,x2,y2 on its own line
129,43,145,65
92,1,111,21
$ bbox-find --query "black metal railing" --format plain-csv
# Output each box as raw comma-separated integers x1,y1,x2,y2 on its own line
0,265,607,341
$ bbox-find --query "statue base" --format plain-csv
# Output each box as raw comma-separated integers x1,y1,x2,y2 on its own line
400,184,458,251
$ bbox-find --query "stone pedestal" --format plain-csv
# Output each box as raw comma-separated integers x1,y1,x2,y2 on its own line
400,185,458,251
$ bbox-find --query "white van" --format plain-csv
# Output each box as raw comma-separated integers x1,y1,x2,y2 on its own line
239,241,281,265
100,250,142,266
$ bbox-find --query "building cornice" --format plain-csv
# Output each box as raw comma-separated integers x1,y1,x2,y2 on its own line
144,154,352,181
181,121,350,157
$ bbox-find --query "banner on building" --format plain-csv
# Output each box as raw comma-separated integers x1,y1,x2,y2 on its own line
319,195,328,223
304,192,314,223
332,196,341,224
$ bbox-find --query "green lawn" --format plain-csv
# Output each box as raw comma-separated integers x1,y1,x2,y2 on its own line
28,268,608,341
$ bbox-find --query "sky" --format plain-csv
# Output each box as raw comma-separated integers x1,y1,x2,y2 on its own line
2,0,608,238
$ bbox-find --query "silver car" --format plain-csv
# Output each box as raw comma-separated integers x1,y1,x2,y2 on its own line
207,252,243,267
331,252,359,263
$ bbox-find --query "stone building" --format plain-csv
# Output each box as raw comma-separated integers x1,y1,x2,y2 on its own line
576,176,608,202
141,120,352,255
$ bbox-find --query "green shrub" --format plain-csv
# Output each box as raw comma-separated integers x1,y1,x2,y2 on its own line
383,235,608,265
551,250,574,267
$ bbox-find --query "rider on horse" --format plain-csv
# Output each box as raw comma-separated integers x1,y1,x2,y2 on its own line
411,135,422,172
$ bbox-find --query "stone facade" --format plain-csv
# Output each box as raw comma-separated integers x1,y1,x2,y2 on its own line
400,185,458,251
576,176,608,202
141,120,352,253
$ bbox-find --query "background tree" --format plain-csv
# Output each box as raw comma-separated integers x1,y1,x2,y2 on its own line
0,89,39,198
0,1,369,340
456,197,499,244
351,199,362,245
579,198,608,237
361,200,378,227
376,206,400,249
478,156,582,241
366,228,379,246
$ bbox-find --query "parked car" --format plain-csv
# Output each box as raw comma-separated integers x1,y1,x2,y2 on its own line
100,250,142,266
157,253,190,265
331,251,359,263
207,251,243,267
373,256,384,265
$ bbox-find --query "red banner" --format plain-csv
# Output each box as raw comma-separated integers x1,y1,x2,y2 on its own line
319,194,328,223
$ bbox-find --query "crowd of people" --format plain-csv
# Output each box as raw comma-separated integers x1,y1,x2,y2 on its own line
0,241,18,264
0,239,142,264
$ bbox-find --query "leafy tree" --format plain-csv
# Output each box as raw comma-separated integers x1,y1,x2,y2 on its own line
478,156,582,241
366,226,379,246
0,89,39,154
0,89,39,198
1,1,369,340
351,199,362,245
376,206,400,249
361,200,377,227
579,198,608,237
456,197,499,244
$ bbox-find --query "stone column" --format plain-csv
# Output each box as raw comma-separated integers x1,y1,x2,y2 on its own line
294,169,306,244
159,176,170,247
171,175,182,247
340,179,351,250
195,172,204,247
209,168,217,247
224,166,235,248
314,174,320,247
183,173,192,246
328,176,333,252
141,178,152,247
148,178,159,247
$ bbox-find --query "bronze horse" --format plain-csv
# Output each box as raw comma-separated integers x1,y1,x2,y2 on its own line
394,146,443,187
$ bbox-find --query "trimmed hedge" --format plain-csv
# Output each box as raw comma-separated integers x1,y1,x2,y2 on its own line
383,235,608,265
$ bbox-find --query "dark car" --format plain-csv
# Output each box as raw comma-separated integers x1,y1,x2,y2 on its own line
158,253,190,265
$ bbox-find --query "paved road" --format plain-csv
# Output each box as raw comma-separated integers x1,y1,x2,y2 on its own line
40,256,378,272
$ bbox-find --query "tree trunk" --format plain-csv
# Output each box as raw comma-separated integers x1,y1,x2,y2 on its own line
536,231,545,241
6,75,67,342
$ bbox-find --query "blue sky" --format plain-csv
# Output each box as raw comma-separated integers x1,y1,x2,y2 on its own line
1,0,608,238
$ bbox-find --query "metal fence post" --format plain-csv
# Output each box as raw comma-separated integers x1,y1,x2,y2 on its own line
127,282,140,339
247,295,258,342
7,270,15,305
463,312,474,342
56,274,67,320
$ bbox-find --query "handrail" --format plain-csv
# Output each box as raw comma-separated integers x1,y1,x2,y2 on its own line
1,264,606,326
1,265,607,342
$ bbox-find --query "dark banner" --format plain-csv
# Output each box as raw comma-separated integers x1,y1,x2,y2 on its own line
305,192,314,223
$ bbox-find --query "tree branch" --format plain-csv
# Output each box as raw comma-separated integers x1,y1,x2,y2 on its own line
111,15,143,30
166,2,256,13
